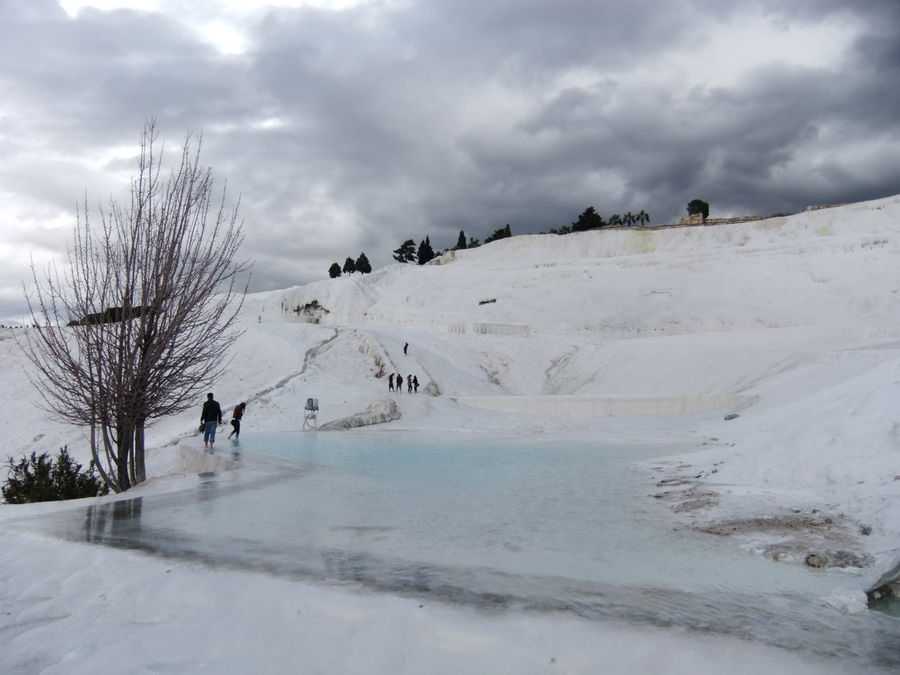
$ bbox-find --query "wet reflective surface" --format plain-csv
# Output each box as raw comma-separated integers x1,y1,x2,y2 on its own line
10,431,900,669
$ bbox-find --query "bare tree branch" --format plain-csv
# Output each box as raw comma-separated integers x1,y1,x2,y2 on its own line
19,119,251,492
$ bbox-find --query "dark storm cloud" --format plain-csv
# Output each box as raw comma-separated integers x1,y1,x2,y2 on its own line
1,0,899,322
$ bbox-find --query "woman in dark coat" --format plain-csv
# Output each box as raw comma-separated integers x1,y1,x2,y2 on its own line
228,402,247,440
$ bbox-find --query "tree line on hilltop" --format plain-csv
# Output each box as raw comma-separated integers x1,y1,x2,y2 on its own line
326,199,707,276
387,205,652,268
326,223,512,277
392,206,654,267
328,252,372,278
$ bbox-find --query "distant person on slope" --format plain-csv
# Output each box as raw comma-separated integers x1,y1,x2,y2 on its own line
389,373,395,392
228,402,247,440
201,393,223,451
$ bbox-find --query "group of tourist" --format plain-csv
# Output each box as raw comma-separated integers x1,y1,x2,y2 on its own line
389,341,420,393
388,372,419,393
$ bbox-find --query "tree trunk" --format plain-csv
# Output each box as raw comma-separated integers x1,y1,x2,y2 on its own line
117,425,133,492
90,423,115,491
134,422,146,484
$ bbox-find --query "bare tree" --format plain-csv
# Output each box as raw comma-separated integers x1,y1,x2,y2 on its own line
20,121,250,492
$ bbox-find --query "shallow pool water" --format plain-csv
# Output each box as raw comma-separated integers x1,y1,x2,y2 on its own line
14,431,900,668
225,431,839,596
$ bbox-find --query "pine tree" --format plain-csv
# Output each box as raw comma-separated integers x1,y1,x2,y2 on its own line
393,239,417,263
572,207,605,231
417,236,435,265
342,256,356,274
2,447,107,503
484,224,512,244
328,262,342,278
355,251,372,274
455,230,467,250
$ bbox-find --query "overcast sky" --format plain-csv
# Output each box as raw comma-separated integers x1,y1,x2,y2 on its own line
1,0,899,322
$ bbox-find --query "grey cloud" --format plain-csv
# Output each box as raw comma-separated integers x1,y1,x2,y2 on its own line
0,0,899,320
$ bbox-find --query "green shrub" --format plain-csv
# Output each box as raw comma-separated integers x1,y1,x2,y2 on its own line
2,446,108,504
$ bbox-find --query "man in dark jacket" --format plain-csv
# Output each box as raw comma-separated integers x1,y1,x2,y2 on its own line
201,393,223,450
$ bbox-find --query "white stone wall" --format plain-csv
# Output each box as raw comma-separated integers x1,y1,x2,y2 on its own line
451,394,757,417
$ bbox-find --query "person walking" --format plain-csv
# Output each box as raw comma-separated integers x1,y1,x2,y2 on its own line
228,401,247,440
403,342,408,355
389,373,395,392
413,375,419,393
407,374,413,393
201,393,223,451
396,373,403,393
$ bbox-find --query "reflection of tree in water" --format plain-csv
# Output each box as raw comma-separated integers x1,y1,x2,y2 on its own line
83,498,143,543
198,474,218,517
